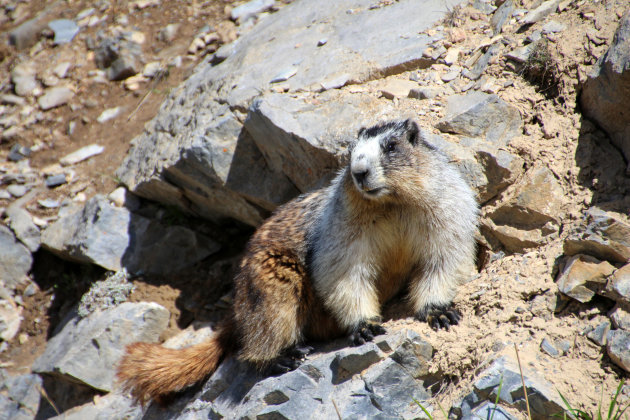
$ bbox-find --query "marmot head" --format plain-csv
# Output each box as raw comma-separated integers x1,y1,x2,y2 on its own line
350,119,431,201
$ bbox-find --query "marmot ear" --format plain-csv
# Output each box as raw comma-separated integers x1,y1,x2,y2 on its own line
357,126,367,137
404,119,419,145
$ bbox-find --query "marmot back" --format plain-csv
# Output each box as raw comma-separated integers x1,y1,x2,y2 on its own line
117,119,479,405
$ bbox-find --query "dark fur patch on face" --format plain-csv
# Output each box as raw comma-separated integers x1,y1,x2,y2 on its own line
358,119,419,146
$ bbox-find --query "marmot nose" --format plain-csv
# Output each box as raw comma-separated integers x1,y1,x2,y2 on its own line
352,169,369,185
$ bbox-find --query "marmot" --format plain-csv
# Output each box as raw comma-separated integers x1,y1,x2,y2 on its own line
117,119,479,405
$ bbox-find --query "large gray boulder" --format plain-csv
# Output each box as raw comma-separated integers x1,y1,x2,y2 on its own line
580,10,630,161
32,302,170,392
141,329,434,419
41,195,220,274
115,0,466,226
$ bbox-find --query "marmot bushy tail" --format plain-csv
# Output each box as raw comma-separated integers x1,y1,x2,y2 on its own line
117,318,237,405
116,119,479,405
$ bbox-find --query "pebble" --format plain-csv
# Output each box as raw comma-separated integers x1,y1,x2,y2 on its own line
270,67,297,83
542,20,566,34
24,282,38,297
0,190,12,199
48,19,80,44
76,8,95,21
60,144,105,166
11,64,39,97
38,87,74,110
158,24,179,43
317,38,328,47
45,174,67,188
441,69,460,82
231,0,276,21
53,62,72,79
0,94,26,106
7,144,31,162
444,47,461,65
7,184,29,197
38,198,61,208
540,338,560,357
142,62,162,78
96,107,122,123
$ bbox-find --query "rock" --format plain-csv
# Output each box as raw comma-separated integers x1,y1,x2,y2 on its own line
41,195,220,274
7,144,31,162
556,254,615,303
0,225,32,290
33,302,169,392
610,305,630,330
231,0,276,21
469,355,564,418
45,173,67,188
542,20,566,34
60,144,104,165
116,0,467,224
581,11,630,162
485,166,563,252
520,0,561,25
96,107,122,123
0,94,26,106
11,63,39,97
7,184,29,197
77,270,135,318
463,44,500,80
379,79,419,99
437,91,521,146
38,198,60,208
466,402,517,420
0,298,22,341
332,342,384,384
158,23,179,42
6,206,40,252
48,19,80,44
409,86,444,99
505,43,536,63
564,207,630,264
270,67,297,83
362,358,430,417
49,393,141,420
607,329,630,372
587,320,611,346
95,37,143,81
38,87,74,110
389,330,433,378
0,370,42,420
605,264,630,304
441,68,460,82
491,0,514,35
444,47,461,65
8,16,48,49
142,62,161,78
540,338,559,357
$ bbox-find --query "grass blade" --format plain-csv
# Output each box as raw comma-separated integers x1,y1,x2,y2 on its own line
413,397,433,420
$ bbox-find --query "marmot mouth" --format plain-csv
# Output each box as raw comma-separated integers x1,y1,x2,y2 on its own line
364,187,385,196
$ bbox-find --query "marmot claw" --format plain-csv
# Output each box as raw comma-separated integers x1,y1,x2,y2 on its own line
416,305,461,330
350,319,387,346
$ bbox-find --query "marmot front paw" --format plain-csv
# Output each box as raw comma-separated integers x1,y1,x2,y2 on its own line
416,304,461,330
349,319,387,346
269,345,315,375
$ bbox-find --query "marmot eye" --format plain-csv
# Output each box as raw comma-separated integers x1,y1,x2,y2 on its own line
386,142,396,152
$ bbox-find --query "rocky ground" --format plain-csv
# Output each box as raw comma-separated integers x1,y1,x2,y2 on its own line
1,0,630,419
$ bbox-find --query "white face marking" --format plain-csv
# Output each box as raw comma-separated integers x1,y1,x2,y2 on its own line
350,133,390,198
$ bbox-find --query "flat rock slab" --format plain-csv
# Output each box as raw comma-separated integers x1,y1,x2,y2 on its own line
607,329,630,372
32,302,169,392
141,329,433,420
580,11,630,162
41,195,220,274
556,254,615,303
116,0,466,226
437,91,522,146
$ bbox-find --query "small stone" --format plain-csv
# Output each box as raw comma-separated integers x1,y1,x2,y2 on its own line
24,283,38,297
48,19,80,44
444,47,461,65
610,305,630,330
45,174,67,188
587,321,611,346
6,206,40,252
520,0,561,25
38,199,61,208
11,63,39,97
60,144,104,165
441,69,460,82
317,38,327,46
0,94,26,106
409,86,443,99
0,299,22,341
38,87,74,110
270,67,297,83
542,20,566,33
379,79,418,99
7,144,31,162
540,338,560,357
188,37,205,54
53,62,72,79
142,62,161,78
97,107,122,123
605,264,630,304
230,0,276,21
158,24,179,42
7,185,28,198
